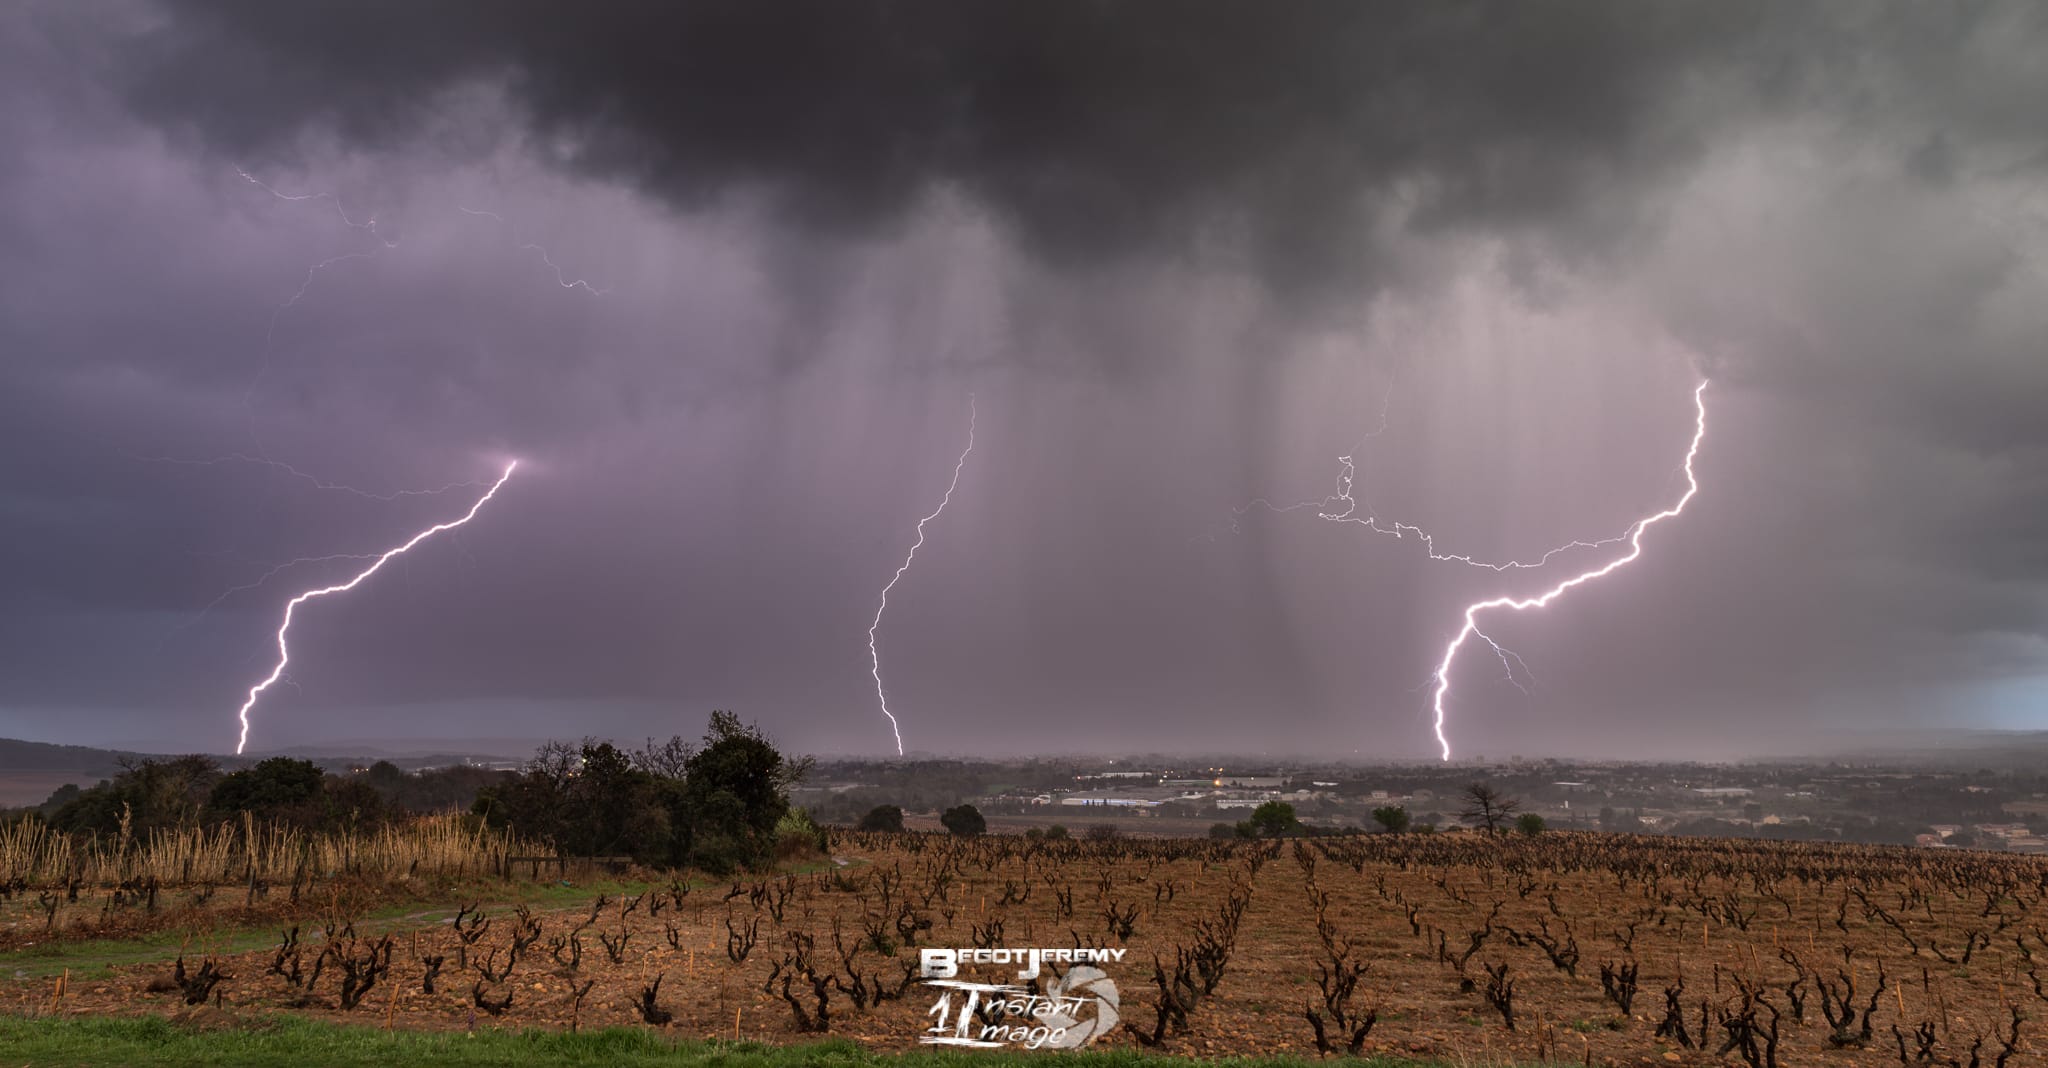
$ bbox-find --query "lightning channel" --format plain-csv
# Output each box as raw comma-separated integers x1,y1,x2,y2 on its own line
868,397,977,756
1427,380,1710,761
458,207,608,295
1227,384,1631,570
232,460,519,754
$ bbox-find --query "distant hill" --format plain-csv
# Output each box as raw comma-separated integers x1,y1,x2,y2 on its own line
0,737,159,776
0,738,169,809
0,736,531,809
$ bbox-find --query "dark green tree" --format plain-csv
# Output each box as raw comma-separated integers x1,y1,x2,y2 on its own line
50,756,220,835
1515,812,1546,836
856,804,905,832
940,803,986,836
1245,800,1301,837
209,757,325,815
1371,805,1410,834
677,711,807,872
475,713,804,873
569,741,666,859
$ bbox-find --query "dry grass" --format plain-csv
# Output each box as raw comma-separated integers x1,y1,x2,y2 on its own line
0,812,536,887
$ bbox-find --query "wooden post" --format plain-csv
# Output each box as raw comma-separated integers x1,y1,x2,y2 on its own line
733,1007,742,1042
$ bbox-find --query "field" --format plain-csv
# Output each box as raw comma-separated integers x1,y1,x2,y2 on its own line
4,825,2045,1067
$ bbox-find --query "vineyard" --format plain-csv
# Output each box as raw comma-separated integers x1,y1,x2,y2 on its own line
4,827,2046,1066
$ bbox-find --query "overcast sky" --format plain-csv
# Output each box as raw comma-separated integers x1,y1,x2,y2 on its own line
3,2,2045,761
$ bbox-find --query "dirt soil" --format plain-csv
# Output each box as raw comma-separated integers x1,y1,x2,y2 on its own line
5,831,2045,1066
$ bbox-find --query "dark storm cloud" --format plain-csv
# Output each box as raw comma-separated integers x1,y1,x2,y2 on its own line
4,0,2047,760
125,0,1837,315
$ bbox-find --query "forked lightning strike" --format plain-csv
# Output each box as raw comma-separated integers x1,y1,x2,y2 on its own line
869,397,976,756
1428,381,1710,761
232,461,519,754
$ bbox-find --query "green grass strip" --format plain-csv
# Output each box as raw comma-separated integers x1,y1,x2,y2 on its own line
0,1014,1517,1068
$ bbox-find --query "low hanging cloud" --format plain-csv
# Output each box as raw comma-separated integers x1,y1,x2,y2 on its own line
0,1,2042,758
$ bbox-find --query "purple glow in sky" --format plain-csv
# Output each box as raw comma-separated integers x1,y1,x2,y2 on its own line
2,2,2046,758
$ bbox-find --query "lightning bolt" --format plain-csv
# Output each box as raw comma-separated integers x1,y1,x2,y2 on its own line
868,397,976,756
236,166,391,237
232,460,519,754
1427,380,1710,760
1226,384,1630,571
458,207,608,294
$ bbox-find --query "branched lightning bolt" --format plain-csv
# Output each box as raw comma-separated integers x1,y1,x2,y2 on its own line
868,397,976,756
182,552,381,630
234,167,401,463
236,167,392,236
1227,385,1630,570
1314,458,1633,570
458,207,608,295
1428,381,1710,760
232,460,518,754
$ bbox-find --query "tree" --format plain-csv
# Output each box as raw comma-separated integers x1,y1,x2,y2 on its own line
856,804,905,833
1460,783,1520,835
50,756,221,836
1515,812,1546,836
570,741,665,859
940,803,986,836
677,711,806,872
473,711,805,874
209,757,326,817
1207,822,1237,839
1371,805,1410,834
1245,800,1301,838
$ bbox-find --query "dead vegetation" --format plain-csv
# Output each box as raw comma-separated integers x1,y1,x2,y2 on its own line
3,829,2045,1064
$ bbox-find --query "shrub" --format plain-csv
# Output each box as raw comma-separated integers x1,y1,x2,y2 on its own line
774,808,827,860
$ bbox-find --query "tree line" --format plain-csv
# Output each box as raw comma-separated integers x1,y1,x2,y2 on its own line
11,711,817,875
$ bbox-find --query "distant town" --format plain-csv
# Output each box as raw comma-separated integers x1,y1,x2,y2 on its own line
8,733,2048,852
794,753,2048,850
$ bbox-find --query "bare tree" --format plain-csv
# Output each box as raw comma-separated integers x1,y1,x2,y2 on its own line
1461,783,1520,835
